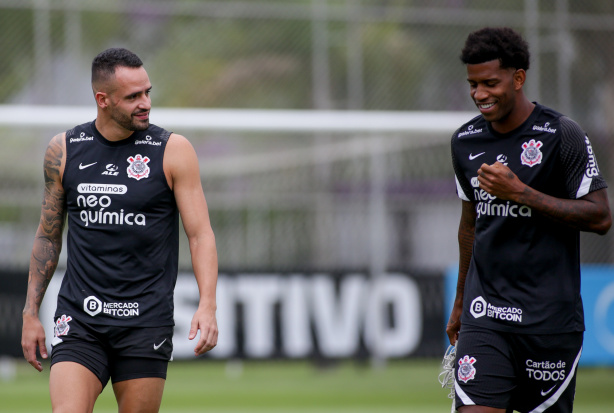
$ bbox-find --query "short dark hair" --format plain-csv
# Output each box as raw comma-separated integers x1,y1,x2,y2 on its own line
91,48,143,86
460,27,530,71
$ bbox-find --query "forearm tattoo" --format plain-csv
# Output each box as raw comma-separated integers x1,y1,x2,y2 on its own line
24,135,66,316
519,185,609,233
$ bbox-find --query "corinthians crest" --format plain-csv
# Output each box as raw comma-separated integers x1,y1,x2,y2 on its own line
127,154,150,180
54,314,72,337
51,314,73,346
458,355,477,383
520,139,543,167
53,314,72,338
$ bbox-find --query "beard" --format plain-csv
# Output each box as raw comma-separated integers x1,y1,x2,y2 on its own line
110,106,149,131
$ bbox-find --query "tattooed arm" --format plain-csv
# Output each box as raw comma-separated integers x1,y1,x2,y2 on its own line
22,133,66,372
446,200,476,346
477,162,611,235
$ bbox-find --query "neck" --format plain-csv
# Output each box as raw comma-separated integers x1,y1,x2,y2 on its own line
95,115,133,142
492,97,535,134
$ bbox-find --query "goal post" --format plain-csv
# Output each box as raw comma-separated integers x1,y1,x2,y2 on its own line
0,103,476,281
0,104,475,133
0,105,476,364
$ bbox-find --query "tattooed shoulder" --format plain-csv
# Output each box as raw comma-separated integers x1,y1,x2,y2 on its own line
43,133,66,186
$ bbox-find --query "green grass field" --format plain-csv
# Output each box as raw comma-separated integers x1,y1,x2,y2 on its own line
0,359,612,412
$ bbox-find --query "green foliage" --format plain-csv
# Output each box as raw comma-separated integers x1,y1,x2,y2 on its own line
0,10,33,102
1,1,613,115
149,18,312,108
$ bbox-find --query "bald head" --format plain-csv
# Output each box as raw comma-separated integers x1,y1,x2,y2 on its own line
91,48,143,93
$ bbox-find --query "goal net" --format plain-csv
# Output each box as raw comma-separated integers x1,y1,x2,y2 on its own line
0,105,475,272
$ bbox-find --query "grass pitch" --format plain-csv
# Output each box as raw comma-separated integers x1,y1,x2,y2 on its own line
0,358,612,412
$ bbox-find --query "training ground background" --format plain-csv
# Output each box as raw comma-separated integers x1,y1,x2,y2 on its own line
0,359,613,413
1,1,614,410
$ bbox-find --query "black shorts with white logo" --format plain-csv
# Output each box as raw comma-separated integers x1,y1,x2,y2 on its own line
454,325,583,413
50,315,173,388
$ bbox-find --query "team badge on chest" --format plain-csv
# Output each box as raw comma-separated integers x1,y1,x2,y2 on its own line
458,355,477,383
127,154,150,180
520,139,543,167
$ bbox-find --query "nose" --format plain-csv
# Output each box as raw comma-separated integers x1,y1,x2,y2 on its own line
472,84,489,102
138,94,151,110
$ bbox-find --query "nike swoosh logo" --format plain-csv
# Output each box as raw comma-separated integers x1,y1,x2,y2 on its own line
79,162,97,170
541,385,557,396
153,339,167,350
469,152,485,160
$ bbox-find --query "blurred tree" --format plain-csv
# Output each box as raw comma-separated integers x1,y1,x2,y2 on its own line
0,10,33,102
148,18,312,108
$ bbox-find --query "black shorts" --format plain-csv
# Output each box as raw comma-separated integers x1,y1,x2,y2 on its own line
50,315,173,388
454,325,583,413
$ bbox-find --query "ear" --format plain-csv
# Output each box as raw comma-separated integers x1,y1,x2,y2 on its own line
95,91,109,109
513,69,526,91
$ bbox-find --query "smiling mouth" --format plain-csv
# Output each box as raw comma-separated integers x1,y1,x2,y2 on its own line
478,103,495,110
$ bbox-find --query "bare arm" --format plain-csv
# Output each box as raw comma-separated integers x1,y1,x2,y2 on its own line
22,133,67,372
478,162,611,235
446,200,476,345
165,134,218,356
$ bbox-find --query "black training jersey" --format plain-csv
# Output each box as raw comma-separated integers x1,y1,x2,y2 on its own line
56,121,179,327
451,103,607,334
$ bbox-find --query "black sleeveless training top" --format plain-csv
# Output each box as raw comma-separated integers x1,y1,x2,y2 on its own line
55,120,179,327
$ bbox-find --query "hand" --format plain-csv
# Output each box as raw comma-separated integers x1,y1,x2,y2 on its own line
477,162,525,202
188,306,218,356
446,304,462,346
21,314,48,372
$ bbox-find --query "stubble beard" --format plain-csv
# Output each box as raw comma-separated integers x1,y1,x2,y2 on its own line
111,107,149,132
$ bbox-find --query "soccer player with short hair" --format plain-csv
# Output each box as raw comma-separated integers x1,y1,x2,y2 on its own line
21,48,219,412
447,27,611,412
